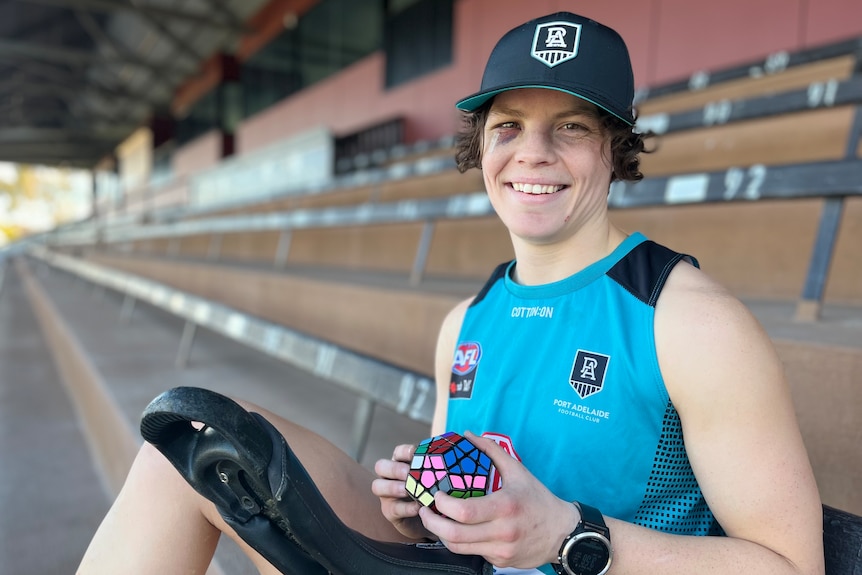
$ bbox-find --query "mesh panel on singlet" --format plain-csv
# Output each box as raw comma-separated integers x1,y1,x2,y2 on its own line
633,402,724,536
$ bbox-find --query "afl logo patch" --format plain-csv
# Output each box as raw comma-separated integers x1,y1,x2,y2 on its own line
531,21,581,67
569,350,610,399
481,432,522,492
450,342,481,399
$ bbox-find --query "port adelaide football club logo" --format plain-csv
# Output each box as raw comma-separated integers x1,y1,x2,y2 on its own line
531,21,582,67
569,350,610,399
450,342,481,399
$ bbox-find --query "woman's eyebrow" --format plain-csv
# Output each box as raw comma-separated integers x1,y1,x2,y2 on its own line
487,106,525,119
553,106,600,120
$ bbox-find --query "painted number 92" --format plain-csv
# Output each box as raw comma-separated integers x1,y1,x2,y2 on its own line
723,165,767,201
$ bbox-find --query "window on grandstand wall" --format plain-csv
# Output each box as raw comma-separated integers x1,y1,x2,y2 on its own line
242,0,383,119
176,90,219,146
150,142,175,188
384,0,453,88
175,80,241,147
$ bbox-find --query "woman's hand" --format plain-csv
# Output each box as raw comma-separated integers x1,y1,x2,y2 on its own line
372,443,436,541
417,431,579,568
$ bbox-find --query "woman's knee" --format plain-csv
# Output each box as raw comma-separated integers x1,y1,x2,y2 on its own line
126,441,217,521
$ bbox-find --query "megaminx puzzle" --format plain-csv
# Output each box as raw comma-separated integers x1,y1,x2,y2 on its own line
406,431,493,512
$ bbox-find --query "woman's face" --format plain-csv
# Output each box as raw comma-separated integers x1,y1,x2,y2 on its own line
480,88,613,247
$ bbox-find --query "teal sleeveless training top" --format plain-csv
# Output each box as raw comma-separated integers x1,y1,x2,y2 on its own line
446,233,722,574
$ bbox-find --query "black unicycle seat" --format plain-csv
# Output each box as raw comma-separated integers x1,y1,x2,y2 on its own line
140,386,492,575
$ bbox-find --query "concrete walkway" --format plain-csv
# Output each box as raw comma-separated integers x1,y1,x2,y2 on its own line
0,265,109,575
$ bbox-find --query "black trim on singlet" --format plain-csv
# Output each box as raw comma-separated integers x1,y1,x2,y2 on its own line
470,261,511,307
471,241,698,309
606,241,699,307
608,242,721,535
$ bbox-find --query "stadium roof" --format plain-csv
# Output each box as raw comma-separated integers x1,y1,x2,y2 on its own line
0,0,267,169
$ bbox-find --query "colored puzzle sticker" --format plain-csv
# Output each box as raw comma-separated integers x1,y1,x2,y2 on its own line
406,432,493,512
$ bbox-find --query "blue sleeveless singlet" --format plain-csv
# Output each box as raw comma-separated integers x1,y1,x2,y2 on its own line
446,233,723,574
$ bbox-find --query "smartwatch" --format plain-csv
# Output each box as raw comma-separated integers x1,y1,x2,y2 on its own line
553,501,613,575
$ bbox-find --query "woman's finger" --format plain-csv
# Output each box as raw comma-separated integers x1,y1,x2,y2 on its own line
374,457,409,480
391,443,416,462
371,477,409,499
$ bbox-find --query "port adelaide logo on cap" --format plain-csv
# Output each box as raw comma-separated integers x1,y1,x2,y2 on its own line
531,20,582,67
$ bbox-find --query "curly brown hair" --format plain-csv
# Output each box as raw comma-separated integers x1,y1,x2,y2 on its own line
454,99,651,183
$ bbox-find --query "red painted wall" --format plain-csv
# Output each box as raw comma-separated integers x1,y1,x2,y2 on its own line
804,0,862,47
184,0,862,162
649,0,862,84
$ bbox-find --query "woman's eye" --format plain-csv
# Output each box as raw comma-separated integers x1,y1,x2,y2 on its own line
563,122,588,132
494,121,518,129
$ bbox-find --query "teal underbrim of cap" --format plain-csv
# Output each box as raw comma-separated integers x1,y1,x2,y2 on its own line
455,85,634,126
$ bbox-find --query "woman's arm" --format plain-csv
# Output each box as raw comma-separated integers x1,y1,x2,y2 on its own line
430,297,473,435
635,260,824,575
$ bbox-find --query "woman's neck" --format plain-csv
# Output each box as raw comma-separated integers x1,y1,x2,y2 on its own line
509,222,628,286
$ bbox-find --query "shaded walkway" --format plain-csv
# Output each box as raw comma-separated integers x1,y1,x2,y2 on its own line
0,267,108,575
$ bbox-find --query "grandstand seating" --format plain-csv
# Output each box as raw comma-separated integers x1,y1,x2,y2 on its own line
46,38,861,305
11,34,862,531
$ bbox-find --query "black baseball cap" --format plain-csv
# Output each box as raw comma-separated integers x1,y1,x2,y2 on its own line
456,12,635,125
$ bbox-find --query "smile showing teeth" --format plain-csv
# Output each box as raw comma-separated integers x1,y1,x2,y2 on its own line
511,182,564,195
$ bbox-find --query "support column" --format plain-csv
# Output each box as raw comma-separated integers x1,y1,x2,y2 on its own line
409,221,435,286
794,104,862,321
795,198,844,322
175,320,198,368
349,396,377,462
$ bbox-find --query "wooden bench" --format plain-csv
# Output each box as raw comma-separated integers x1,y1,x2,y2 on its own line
22,247,437,464
635,36,862,106
160,136,466,221
617,37,862,319
40,35,858,308
634,38,862,179
82,38,857,304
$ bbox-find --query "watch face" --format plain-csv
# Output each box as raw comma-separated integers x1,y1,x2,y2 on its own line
566,535,611,575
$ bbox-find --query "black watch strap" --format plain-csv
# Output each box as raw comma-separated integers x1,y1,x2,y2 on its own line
576,502,610,539
553,501,612,575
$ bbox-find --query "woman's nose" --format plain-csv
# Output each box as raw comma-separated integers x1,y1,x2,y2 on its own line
514,130,556,165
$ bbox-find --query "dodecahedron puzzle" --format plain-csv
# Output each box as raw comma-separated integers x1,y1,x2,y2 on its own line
406,431,493,512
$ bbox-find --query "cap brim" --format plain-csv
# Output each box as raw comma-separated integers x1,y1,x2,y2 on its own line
456,85,633,126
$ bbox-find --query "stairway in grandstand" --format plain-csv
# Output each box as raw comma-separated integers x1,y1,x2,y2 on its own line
1,37,861,575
